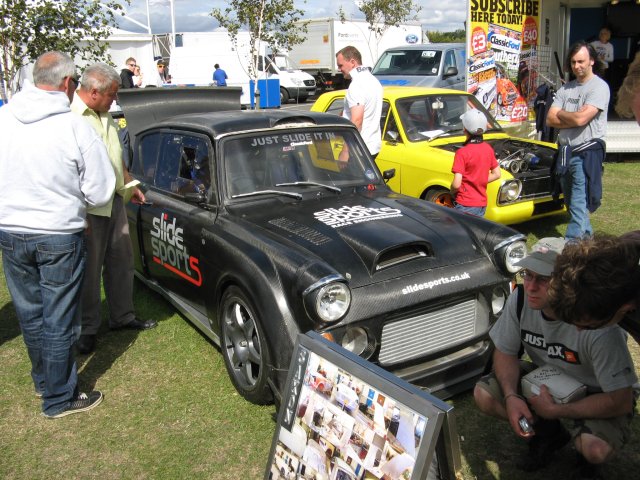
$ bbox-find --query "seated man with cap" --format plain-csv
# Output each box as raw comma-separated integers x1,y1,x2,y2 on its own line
473,238,636,479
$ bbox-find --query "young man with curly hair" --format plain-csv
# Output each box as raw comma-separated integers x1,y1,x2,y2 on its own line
548,232,640,341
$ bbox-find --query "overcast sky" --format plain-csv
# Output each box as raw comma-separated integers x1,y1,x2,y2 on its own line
115,0,467,34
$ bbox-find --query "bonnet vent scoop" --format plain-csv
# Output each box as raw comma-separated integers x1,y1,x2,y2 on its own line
375,243,432,271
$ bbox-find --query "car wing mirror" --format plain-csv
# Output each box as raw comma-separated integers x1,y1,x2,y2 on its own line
382,168,396,183
444,66,458,77
183,192,207,204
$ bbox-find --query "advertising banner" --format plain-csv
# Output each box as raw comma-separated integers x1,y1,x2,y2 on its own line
467,0,541,123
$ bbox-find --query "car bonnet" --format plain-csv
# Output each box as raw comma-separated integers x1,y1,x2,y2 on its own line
232,192,489,288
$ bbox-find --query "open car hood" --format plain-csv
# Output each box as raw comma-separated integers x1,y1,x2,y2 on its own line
116,86,242,139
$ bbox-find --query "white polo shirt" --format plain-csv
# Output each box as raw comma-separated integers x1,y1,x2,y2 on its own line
343,66,383,156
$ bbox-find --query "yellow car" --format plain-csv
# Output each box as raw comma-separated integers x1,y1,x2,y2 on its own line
312,86,564,225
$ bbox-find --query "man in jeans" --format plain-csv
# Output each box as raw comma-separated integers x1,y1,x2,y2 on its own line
0,52,115,417
547,41,609,240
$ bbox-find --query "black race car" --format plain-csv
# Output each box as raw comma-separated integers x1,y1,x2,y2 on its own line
118,87,526,405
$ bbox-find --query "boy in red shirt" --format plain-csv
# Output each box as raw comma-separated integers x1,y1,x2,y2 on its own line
450,109,501,217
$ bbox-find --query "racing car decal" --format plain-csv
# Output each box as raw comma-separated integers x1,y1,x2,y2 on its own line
151,212,202,286
314,206,403,228
401,272,471,295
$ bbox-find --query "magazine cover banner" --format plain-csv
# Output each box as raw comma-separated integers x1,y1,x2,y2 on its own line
467,0,541,123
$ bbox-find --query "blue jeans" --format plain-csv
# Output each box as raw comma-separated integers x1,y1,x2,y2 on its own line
454,203,486,217
561,155,592,240
0,230,84,416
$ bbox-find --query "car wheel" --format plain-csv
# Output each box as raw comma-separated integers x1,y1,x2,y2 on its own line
423,188,454,208
219,286,273,404
498,94,503,106
280,87,290,104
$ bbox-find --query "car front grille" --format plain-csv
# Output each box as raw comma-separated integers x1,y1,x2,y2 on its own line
304,80,315,87
519,173,552,199
378,297,477,366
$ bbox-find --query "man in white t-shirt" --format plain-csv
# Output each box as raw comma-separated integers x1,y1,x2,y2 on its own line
336,46,383,158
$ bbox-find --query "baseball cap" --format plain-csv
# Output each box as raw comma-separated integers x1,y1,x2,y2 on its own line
460,109,488,134
514,237,567,276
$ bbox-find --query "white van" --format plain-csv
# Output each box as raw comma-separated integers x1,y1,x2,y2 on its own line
169,32,315,106
372,43,467,90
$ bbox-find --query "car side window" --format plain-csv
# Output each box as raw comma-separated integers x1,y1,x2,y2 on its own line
176,136,212,196
380,101,390,136
134,132,163,183
326,98,345,115
154,134,182,191
383,112,403,143
148,132,214,201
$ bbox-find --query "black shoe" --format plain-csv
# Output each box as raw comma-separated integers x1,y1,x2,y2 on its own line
571,454,603,480
42,391,103,419
76,334,97,354
516,420,572,472
112,318,158,331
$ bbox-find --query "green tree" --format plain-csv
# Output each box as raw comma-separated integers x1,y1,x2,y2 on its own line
338,0,422,62
427,29,466,43
211,0,307,104
0,0,126,102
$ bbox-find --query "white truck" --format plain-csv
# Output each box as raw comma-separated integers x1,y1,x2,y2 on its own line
287,18,424,90
168,31,316,106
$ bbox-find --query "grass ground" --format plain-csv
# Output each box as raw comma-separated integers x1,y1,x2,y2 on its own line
0,162,638,479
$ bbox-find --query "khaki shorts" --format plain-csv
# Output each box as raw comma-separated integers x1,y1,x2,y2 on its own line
475,361,634,452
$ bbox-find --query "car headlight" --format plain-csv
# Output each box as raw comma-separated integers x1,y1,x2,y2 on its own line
304,277,351,323
502,240,527,273
498,179,522,204
316,283,350,322
341,327,369,356
491,286,508,316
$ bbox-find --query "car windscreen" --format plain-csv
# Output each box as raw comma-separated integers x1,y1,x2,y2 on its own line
222,128,382,198
372,50,442,76
394,93,503,142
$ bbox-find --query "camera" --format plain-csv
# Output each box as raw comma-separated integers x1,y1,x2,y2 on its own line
518,416,533,434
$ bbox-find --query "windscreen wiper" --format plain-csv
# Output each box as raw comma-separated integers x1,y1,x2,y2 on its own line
231,190,303,200
275,181,341,193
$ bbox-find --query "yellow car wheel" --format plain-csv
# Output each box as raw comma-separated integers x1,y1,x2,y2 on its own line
423,188,454,208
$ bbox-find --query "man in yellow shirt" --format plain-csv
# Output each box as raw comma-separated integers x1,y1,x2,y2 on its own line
71,63,157,354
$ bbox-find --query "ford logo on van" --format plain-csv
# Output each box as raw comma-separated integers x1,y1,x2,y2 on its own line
406,34,419,44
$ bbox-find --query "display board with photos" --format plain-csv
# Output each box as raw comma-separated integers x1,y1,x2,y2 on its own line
265,332,461,480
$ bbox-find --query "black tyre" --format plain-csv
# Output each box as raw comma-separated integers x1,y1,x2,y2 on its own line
280,87,290,104
219,286,273,404
423,188,454,208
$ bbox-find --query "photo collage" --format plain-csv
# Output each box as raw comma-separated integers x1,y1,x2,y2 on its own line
268,351,429,480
